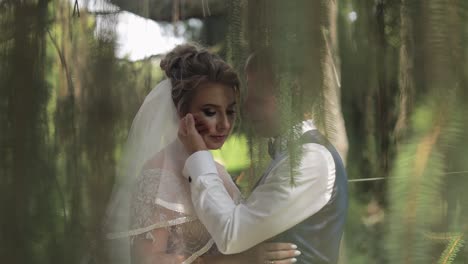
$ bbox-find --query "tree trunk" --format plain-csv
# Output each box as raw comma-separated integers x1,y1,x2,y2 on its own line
320,0,349,163
395,0,415,143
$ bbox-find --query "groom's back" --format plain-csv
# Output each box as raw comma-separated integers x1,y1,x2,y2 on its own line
270,130,348,264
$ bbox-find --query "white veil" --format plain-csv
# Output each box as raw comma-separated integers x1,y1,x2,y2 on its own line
104,79,226,264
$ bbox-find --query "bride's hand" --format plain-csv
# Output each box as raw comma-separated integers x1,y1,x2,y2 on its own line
178,113,208,154
237,242,301,264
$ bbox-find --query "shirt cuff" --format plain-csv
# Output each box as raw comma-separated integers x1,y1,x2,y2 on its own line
182,150,218,182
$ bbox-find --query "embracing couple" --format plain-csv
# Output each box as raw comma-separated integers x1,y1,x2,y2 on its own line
105,43,348,264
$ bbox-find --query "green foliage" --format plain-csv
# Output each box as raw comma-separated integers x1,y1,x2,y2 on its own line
211,134,250,175
386,92,464,264
425,233,466,264
2,0,468,263
1,1,163,263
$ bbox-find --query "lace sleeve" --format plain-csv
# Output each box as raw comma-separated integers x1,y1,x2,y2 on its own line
129,168,215,263
131,169,161,231
130,169,196,235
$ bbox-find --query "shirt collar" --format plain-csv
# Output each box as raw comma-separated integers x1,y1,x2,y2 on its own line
301,119,317,134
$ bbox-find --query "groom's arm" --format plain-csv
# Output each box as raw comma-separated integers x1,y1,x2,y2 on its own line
182,143,335,254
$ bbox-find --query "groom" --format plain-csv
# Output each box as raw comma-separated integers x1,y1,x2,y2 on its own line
179,51,348,263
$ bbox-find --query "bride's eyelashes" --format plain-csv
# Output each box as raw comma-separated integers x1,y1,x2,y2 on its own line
202,108,216,117
201,108,237,117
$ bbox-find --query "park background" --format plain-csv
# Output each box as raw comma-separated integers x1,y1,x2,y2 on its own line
1,0,468,263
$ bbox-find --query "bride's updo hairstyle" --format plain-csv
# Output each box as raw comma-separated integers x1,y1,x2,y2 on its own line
160,44,240,116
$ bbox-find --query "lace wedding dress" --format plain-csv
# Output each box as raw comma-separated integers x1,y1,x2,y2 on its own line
108,140,241,264
105,79,241,264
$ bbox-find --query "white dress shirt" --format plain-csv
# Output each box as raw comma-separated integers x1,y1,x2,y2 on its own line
182,120,336,254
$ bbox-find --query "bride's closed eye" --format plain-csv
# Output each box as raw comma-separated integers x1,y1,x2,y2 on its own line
202,108,216,117
201,108,236,117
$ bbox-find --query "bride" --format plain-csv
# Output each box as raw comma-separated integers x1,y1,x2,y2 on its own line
105,44,299,264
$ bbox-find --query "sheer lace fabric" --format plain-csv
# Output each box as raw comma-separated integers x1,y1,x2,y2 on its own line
127,140,240,263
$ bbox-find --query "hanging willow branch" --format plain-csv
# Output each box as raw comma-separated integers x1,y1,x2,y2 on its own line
423,232,465,263
46,28,74,97
423,232,466,264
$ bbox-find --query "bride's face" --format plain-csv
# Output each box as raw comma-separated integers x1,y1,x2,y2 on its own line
188,82,237,150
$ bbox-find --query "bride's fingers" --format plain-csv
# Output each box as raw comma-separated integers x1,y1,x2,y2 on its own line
265,258,298,264
264,249,301,261
191,112,201,119
191,113,209,132
178,117,188,136
185,114,198,133
257,243,300,264
187,114,207,136
178,114,208,153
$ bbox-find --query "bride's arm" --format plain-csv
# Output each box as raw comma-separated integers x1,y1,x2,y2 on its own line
132,228,299,264
198,243,300,264
130,169,189,263
132,228,186,264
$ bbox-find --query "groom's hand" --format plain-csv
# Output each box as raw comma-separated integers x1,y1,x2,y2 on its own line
238,242,301,263
178,113,208,154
